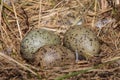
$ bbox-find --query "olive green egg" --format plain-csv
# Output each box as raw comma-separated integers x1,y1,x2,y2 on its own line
63,25,100,58
20,29,61,61
34,45,75,68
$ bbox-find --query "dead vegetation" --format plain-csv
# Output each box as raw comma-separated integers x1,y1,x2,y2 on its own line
0,0,120,80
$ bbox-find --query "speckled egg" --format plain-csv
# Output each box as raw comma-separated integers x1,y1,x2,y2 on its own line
34,45,75,68
63,25,100,58
20,29,61,61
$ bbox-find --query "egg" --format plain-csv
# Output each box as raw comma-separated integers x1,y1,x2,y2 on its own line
34,45,75,68
63,25,100,58
20,29,61,61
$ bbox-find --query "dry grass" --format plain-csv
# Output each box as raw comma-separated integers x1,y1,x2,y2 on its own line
0,0,120,80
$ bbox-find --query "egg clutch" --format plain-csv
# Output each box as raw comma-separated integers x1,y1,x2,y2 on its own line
20,25,100,68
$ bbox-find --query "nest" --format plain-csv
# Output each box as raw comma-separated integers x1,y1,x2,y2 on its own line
0,0,120,79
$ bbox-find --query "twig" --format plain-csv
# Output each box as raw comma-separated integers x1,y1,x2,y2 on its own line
92,0,97,27
38,0,42,28
10,0,22,40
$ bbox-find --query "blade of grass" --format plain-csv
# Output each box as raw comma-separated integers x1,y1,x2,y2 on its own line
55,67,92,80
